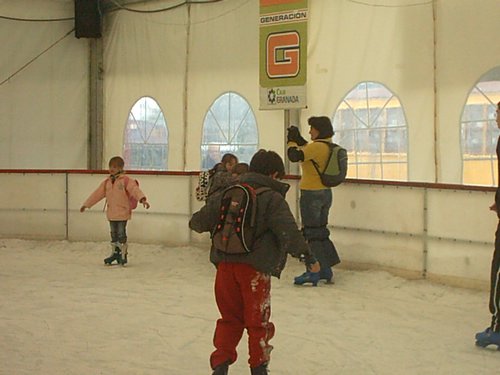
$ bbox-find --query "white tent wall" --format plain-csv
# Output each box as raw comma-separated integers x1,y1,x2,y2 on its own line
187,0,288,166
102,0,288,170
101,0,500,183
0,0,88,169
2,0,497,179
435,0,500,183
306,0,435,182
102,5,188,169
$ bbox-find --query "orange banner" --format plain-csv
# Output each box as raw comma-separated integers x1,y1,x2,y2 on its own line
259,0,308,110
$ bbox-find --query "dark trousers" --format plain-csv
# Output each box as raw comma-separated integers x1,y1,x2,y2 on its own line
490,223,500,331
109,220,127,244
300,189,340,269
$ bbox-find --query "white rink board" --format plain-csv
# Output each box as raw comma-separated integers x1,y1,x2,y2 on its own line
0,171,496,287
426,239,493,283
332,183,425,235
426,189,495,243
334,228,424,273
0,173,67,238
0,211,66,239
0,173,66,210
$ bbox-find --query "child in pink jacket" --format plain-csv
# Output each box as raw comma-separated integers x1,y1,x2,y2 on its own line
80,156,150,265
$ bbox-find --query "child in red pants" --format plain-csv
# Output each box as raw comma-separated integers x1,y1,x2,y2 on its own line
189,150,319,375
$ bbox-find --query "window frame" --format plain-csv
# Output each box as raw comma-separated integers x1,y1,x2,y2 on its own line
123,96,169,171
200,91,259,170
460,68,500,186
332,81,409,181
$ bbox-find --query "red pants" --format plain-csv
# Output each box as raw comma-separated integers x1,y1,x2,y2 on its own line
210,262,275,369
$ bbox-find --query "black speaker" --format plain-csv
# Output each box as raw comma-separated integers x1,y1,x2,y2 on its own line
74,0,102,38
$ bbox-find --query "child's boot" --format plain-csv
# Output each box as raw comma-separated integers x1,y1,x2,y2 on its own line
104,242,122,265
250,363,268,375
211,361,229,375
293,271,320,286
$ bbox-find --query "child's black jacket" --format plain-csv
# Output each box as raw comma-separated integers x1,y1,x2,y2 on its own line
189,172,314,278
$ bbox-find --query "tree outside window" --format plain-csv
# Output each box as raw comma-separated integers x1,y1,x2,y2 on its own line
332,82,408,181
123,97,168,171
201,92,258,170
461,67,500,186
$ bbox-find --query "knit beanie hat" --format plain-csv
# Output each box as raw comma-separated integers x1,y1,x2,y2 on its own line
308,116,334,139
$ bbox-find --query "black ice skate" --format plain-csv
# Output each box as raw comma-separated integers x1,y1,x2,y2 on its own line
211,361,229,375
104,243,123,265
250,363,268,375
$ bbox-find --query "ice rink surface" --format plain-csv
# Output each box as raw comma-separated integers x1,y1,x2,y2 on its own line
0,239,499,375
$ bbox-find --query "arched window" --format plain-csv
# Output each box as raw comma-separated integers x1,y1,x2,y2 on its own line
201,92,258,169
123,97,168,171
332,82,408,181
461,67,500,186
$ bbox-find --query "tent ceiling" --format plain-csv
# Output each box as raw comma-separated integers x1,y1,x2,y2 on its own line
101,0,158,11
103,0,156,6
55,1,216,12
100,0,209,12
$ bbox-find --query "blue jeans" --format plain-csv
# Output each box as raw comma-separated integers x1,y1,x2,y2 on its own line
300,189,340,268
109,220,127,244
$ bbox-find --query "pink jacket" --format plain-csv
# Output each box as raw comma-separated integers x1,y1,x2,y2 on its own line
83,175,146,221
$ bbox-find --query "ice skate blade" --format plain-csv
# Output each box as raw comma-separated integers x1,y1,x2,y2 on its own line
104,261,126,267
293,281,319,287
475,340,500,350
294,278,334,286
294,284,319,287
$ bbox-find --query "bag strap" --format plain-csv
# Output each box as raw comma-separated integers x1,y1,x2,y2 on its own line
249,186,271,227
311,141,333,176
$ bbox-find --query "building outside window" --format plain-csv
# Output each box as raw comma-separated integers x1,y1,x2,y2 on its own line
201,92,258,170
123,96,168,171
461,67,500,186
332,81,408,181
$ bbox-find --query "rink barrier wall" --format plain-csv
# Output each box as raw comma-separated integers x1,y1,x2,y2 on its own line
0,170,495,290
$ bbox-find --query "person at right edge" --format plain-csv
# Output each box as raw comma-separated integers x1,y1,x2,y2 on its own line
475,101,500,349
287,116,341,286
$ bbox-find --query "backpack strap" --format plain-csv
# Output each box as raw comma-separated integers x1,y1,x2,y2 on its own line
311,141,333,176
249,186,272,226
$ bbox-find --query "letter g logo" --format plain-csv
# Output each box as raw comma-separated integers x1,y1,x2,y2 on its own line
266,31,300,78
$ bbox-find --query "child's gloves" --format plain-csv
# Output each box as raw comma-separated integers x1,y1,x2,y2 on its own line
140,198,151,209
287,126,307,146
